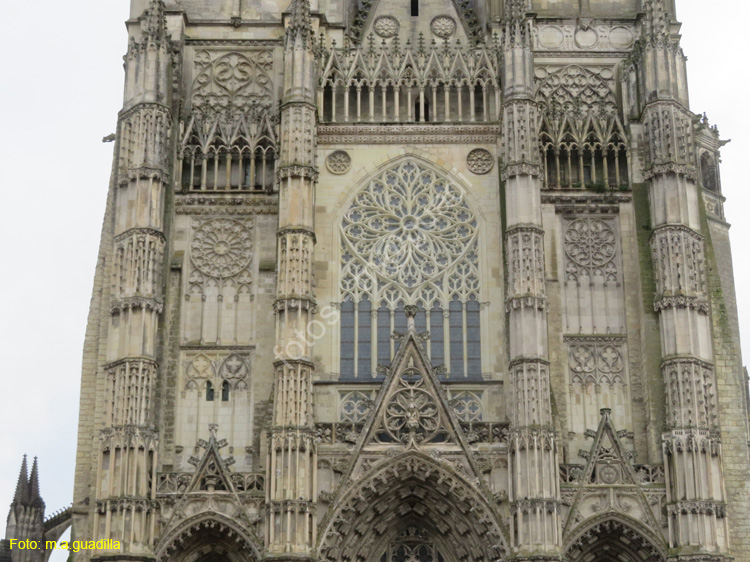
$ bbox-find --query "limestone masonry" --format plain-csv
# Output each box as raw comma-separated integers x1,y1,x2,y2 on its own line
4,0,750,561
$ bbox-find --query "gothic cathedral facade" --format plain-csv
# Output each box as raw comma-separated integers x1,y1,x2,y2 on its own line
14,0,750,561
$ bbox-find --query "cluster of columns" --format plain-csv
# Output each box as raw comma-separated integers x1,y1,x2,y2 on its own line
640,1,729,557
266,0,319,557
501,1,562,559
93,0,171,557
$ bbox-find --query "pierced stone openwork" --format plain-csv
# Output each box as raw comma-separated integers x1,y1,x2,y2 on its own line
535,65,629,189
339,158,481,380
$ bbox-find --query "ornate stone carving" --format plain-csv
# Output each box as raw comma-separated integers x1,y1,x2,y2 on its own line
564,217,618,282
318,124,501,145
430,16,456,38
325,150,351,174
191,50,274,114
448,390,483,422
663,357,717,429
183,352,251,391
191,218,254,279
378,368,445,444
650,224,706,298
341,158,479,308
373,16,399,38
339,391,374,423
466,148,494,174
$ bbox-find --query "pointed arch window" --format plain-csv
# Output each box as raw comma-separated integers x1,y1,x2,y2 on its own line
340,159,482,380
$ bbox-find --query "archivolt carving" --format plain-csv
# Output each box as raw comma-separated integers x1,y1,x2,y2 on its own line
341,158,479,308
191,50,274,115
156,512,262,562
565,515,666,562
318,453,508,562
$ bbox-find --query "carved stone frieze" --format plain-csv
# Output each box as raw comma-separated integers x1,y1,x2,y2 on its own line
318,124,501,145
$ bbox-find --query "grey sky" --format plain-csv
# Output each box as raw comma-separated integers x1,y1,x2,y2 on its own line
0,2,746,559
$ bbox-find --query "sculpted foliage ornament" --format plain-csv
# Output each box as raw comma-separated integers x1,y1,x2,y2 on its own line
373,16,400,38
191,219,254,279
431,16,457,38
466,149,494,174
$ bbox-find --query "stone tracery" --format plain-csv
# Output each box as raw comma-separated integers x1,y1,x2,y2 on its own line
340,158,481,379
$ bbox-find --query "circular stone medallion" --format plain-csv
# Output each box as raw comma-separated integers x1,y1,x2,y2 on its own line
466,148,494,175
430,16,457,39
326,150,352,174
373,16,400,38
191,219,253,278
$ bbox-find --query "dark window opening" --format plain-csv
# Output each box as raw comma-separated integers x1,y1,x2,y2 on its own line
411,0,419,16
415,99,430,122
221,381,230,402
206,381,215,402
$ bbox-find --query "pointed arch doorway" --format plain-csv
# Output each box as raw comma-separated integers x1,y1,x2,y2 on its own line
565,517,667,562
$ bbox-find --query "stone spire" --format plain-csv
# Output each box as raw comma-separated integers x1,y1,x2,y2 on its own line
26,459,43,510
11,456,28,506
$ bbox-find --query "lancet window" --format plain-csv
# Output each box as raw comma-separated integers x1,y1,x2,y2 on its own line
317,37,501,124
536,65,630,190
340,159,481,380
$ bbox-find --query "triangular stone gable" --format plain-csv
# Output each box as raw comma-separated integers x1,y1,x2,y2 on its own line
563,409,664,535
186,428,236,493
340,309,486,482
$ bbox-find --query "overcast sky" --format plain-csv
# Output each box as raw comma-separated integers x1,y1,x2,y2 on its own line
0,1,747,557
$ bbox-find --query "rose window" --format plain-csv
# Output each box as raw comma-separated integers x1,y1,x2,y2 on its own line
340,159,482,381
191,219,254,279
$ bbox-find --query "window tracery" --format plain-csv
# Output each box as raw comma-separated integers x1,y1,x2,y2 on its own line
178,50,278,193
536,65,629,190
379,527,445,562
340,159,481,380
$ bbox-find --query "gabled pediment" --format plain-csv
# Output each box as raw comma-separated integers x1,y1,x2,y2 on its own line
563,409,666,536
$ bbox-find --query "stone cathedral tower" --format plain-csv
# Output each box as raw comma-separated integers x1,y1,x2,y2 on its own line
60,0,750,560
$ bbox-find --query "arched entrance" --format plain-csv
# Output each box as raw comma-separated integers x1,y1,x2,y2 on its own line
318,453,508,562
565,516,666,562
156,514,261,562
